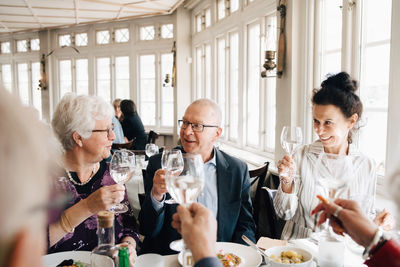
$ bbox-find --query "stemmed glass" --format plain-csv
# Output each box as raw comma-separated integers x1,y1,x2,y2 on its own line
109,149,135,213
280,126,303,181
162,149,184,204
168,153,205,265
145,143,159,158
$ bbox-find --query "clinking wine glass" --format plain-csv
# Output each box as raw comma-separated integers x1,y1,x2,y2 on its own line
145,143,159,158
109,149,135,213
162,149,184,204
280,126,303,182
167,153,205,266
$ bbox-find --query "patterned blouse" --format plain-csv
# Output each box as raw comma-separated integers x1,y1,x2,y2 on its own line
273,140,377,240
48,160,139,253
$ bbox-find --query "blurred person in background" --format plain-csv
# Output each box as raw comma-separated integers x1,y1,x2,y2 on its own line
0,88,54,267
120,99,147,150
113,98,123,121
49,94,138,265
111,99,127,145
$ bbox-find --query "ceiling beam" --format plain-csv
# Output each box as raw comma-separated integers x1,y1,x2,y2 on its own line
82,0,166,13
23,0,43,28
0,21,10,32
74,0,80,24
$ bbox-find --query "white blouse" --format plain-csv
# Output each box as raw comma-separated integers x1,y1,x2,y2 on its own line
273,140,377,240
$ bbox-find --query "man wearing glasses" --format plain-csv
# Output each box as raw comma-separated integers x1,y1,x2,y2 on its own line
139,98,256,255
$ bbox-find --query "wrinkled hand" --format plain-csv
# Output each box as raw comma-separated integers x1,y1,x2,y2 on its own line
312,198,378,248
152,169,168,201
118,239,137,266
277,155,296,191
84,184,125,214
374,209,395,231
171,203,217,263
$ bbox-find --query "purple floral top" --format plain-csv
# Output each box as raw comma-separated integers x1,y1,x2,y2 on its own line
48,160,139,253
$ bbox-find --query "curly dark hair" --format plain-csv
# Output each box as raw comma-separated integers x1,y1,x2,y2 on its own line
312,72,363,143
120,99,137,116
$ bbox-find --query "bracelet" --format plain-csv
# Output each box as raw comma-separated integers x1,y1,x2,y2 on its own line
362,228,383,259
60,212,74,234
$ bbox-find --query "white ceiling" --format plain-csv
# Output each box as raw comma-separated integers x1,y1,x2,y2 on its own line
0,0,185,34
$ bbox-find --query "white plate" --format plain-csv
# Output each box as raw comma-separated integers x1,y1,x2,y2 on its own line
42,251,114,267
135,253,164,267
178,242,262,267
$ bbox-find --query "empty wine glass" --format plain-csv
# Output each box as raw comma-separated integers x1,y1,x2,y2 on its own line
109,149,135,213
162,149,184,204
145,143,159,158
280,126,303,181
168,153,205,256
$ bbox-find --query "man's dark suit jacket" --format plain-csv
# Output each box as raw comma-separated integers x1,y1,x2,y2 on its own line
138,147,256,255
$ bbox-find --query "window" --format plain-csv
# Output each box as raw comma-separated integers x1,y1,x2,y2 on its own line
217,0,226,20
139,54,156,125
59,60,72,98
96,30,110,45
115,28,129,43
96,57,111,102
31,62,42,118
17,63,29,104
59,34,71,47
140,26,155,41
231,0,239,12
161,53,174,127
205,44,212,98
1,42,10,53
195,47,202,98
161,24,173,39
1,64,12,92
75,33,88,46
17,40,28,52
217,38,226,134
246,22,261,147
196,14,202,32
76,59,89,95
30,38,40,51
115,56,130,99
205,9,211,28
228,32,239,141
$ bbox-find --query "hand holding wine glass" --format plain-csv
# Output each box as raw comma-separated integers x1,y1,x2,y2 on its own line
162,149,184,204
109,149,135,213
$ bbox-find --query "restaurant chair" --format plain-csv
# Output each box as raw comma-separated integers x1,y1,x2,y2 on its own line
147,130,159,144
111,138,135,150
249,162,269,228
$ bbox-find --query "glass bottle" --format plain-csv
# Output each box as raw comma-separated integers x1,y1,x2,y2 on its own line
91,210,118,266
118,246,130,267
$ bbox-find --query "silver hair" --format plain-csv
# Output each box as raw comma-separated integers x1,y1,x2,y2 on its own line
51,93,114,151
190,98,222,126
0,88,53,264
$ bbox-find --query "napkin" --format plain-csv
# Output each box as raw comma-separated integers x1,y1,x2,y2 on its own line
256,237,287,251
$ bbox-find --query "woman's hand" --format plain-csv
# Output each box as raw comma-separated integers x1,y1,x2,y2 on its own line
277,155,296,193
118,238,137,266
152,169,168,201
374,209,395,231
84,184,126,214
312,198,378,248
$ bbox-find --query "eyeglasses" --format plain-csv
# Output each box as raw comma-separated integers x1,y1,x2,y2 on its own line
178,119,219,132
92,124,114,137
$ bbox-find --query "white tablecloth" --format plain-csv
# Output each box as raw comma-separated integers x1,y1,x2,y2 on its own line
125,168,145,217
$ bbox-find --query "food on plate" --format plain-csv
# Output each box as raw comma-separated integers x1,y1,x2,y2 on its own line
217,251,242,267
270,250,305,264
57,259,87,267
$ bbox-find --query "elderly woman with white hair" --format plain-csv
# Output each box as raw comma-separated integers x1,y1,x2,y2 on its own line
48,94,139,264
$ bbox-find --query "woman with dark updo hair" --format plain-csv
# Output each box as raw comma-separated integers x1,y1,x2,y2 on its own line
274,72,393,240
120,99,147,150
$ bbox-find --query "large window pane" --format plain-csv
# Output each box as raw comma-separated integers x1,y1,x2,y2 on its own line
96,57,111,102
265,77,276,151
17,40,28,52
76,59,88,95
75,33,88,46
30,39,40,51
115,28,129,43
161,53,174,127
59,34,71,47
59,60,72,99
217,38,226,133
139,55,156,125
218,0,225,20
247,23,261,146
205,44,211,98
229,32,239,141
140,26,155,41
1,64,12,92
196,47,202,98
161,24,174,39
1,42,11,53
96,30,110,44
115,56,130,99
31,62,42,119
17,63,29,105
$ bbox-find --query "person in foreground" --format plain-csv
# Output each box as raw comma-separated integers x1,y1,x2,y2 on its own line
275,72,393,240
0,89,53,267
312,198,400,267
139,98,256,255
48,94,138,265
120,99,147,150
172,203,222,267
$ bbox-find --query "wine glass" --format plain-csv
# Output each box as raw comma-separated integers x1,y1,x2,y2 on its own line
109,149,135,213
168,153,205,257
280,126,303,181
162,149,184,204
145,143,159,158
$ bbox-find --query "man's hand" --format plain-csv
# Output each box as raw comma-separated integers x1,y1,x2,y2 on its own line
151,169,168,201
172,203,217,263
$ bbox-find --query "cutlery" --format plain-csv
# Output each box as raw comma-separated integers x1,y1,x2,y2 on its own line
241,235,270,259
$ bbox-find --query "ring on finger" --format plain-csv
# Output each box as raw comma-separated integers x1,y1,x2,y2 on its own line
333,206,343,217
